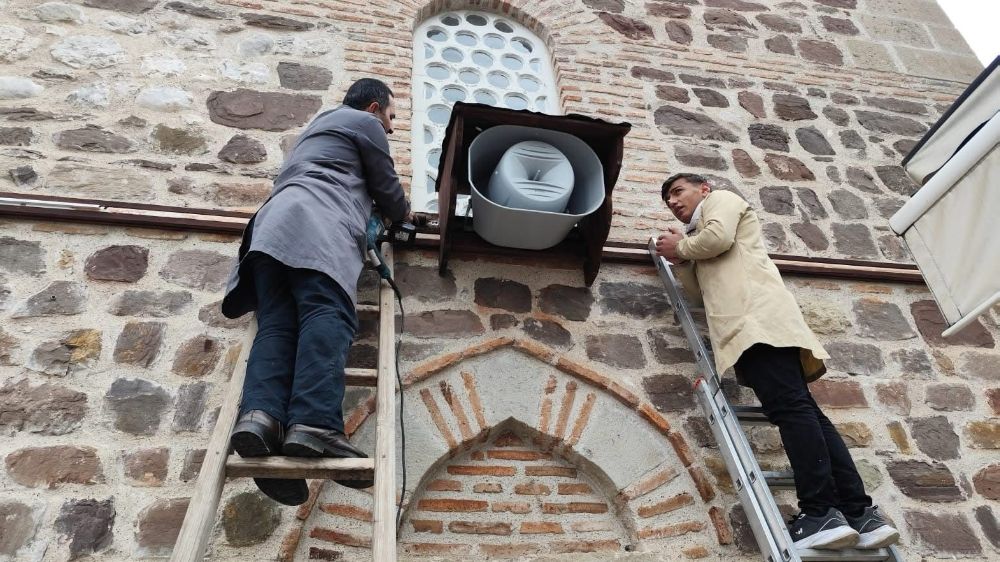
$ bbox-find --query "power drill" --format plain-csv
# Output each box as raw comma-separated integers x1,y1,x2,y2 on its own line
366,212,417,280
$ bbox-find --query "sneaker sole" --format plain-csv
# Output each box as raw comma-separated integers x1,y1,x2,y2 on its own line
794,526,860,550
857,526,900,549
283,433,374,490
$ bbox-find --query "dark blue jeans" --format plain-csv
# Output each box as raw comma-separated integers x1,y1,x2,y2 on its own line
241,252,358,432
735,343,872,518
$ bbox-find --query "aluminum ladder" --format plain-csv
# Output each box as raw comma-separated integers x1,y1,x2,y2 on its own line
170,245,400,562
648,240,903,562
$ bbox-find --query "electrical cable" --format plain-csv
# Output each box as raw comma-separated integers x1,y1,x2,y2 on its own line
387,276,407,528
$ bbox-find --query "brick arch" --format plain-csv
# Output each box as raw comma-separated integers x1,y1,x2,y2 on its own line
286,338,729,560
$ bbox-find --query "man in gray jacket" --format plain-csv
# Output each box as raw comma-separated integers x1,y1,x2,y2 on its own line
221,78,410,505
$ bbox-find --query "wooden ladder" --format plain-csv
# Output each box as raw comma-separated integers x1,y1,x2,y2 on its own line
170,245,400,562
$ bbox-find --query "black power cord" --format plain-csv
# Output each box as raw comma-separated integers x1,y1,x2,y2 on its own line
386,277,407,528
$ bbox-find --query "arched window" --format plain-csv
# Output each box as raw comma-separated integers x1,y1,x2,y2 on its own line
411,10,559,213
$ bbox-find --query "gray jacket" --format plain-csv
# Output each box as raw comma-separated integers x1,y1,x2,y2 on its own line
221,105,409,317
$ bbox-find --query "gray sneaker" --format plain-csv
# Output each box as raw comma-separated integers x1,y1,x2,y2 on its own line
845,506,900,549
789,508,860,550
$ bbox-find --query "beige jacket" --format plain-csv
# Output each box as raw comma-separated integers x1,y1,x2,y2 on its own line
673,190,828,382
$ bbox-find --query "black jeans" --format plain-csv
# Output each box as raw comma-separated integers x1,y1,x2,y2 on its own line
240,253,358,433
735,343,872,517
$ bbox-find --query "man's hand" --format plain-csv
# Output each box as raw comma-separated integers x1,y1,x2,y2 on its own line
655,227,685,263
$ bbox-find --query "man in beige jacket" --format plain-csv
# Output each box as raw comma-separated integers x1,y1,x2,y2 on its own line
655,173,899,551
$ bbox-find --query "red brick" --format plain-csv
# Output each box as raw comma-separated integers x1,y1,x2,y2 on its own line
515,482,552,496
526,465,577,478
426,479,461,492
319,503,372,522
521,521,565,534
492,501,531,514
447,465,515,476
401,543,474,556
688,466,716,502
470,451,486,460
480,544,542,557
411,519,443,534
473,483,503,493
448,521,512,535
488,449,551,461
637,492,694,518
309,528,371,548
558,483,593,495
542,502,608,514
416,499,488,512
278,527,301,562
709,506,733,545
307,547,342,561
637,520,706,539
618,466,679,501
551,539,621,553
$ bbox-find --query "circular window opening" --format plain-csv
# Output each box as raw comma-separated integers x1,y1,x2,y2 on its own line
511,37,533,54
518,75,541,92
428,149,441,168
440,14,460,26
501,54,523,70
426,64,450,80
504,93,529,110
455,31,477,47
424,44,434,58
442,85,467,102
495,20,514,33
466,14,488,26
472,50,494,67
483,33,505,49
426,28,447,42
428,105,451,125
474,90,498,105
459,68,481,84
424,127,434,143
424,83,436,99
487,70,510,88
442,47,463,63
529,58,541,72
535,96,547,111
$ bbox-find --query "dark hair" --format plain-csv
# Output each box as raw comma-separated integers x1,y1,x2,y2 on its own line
661,173,709,202
343,78,393,111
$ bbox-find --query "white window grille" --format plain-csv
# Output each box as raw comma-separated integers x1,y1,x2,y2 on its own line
411,10,559,213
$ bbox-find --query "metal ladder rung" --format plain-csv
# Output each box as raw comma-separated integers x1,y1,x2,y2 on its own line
733,405,770,425
226,455,375,480
346,367,378,387
798,547,898,561
763,470,795,489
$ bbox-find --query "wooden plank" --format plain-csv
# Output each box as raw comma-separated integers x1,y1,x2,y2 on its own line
345,367,378,387
169,321,257,562
372,243,398,562
226,456,374,480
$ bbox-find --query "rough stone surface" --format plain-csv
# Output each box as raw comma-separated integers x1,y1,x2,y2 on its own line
654,105,738,142
46,163,154,200
241,12,314,31
585,334,646,369
54,498,115,559
800,299,850,335
831,223,876,258
9,165,38,186
759,186,794,215
749,124,789,151
644,374,695,412
764,154,814,181
407,310,485,338
692,88,729,108
522,318,572,348
839,129,865,149
855,110,927,136
13,281,85,317
707,34,748,53
795,126,835,155
809,379,867,408
538,284,593,321
83,0,157,13
598,12,655,39
0,379,87,436
599,282,670,319
836,421,872,447
54,126,133,153
821,15,859,35
172,335,222,377
655,85,688,104
757,14,800,33
675,145,728,169
853,299,915,340
824,341,884,376
113,322,165,367
762,222,789,251
5,446,102,488
164,1,228,18
109,290,192,317
136,87,193,112
198,300,251,329
276,61,333,91
0,126,32,146
217,134,267,164
152,124,206,154
887,460,962,502
798,39,843,65
664,20,693,44
738,91,765,118
474,278,531,313
732,148,760,177
790,222,829,250
892,348,933,378
104,378,170,435
0,501,37,556
965,421,1000,449
172,382,208,432
828,189,867,219
0,236,44,275
222,492,281,546
28,329,101,376
207,89,322,132
136,498,189,555
765,35,795,55
904,511,981,555
962,352,1000,381
909,415,960,460
773,94,816,120
84,245,148,282
394,264,457,303
846,166,880,193
159,250,233,291
925,383,974,411
972,464,1000,500
911,300,995,348
50,36,125,69
123,448,168,486
874,165,918,196
974,506,1000,549
587,0,625,13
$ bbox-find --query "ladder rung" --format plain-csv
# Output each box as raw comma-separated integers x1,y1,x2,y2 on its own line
356,304,379,313
226,455,375,480
798,547,895,561
733,406,770,425
763,470,795,489
345,367,377,386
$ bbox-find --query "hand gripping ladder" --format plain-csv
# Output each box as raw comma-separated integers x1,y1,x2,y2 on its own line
648,240,904,562
170,244,401,562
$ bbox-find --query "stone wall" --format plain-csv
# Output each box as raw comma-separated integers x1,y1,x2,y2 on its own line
1,0,998,561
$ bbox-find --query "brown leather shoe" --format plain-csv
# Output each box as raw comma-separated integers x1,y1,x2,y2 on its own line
283,424,374,489
231,410,309,505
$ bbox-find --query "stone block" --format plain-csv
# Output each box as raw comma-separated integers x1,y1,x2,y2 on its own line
790,222,829,251
824,341,884,376
13,281,85,317
887,459,962,502
643,373,696,412
28,329,101,376
599,281,670,319
853,299,916,340
749,124,789,152
875,381,911,415
598,13,654,39
135,498,189,556
909,415,959,460
654,106,738,142
832,223,877,258
965,420,1000,449
395,264,457,303
904,510,981,555
474,278,531,313
773,94,816,120
522,318,571,348
173,382,209,432
109,290,192,317
85,245,148,282
0,379,87,436
207,89,322,132
664,20,693,44
538,284,593,321
911,300,994,348
5,445,103,488
222,492,280,546
217,134,267,164
0,501,38,557
925,383,974,411
764,154,814,181
809,378,867,408
113,322,165,367
45,163,154,200
172,335,222,377
975,506,1000,549
123,448,168,487
104,378,171,435
585,334,646,369
406,310,484,338
159,250,233,291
